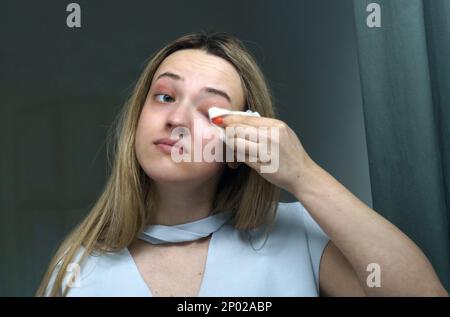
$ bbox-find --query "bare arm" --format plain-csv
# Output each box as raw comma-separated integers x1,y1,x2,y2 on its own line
218,114,448,296
296,160,448,297
319,241,367,296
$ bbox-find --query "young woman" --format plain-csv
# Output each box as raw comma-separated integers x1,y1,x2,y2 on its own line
37,32,448,297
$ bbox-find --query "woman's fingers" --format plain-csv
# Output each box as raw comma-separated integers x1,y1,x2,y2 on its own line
225,136,272,164
218,114,283,129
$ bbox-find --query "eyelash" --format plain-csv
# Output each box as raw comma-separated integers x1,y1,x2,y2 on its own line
154,93,175,103
153,93,211,118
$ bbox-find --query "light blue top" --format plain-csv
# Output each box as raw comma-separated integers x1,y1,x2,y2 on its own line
48,201,330,297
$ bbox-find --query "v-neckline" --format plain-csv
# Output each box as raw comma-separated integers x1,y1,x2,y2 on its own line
125,232,216,297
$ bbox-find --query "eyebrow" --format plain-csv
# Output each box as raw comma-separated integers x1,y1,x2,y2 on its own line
156,71,233,104
156,72,183,82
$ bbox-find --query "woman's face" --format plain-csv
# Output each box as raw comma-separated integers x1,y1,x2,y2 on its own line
135,49,245,183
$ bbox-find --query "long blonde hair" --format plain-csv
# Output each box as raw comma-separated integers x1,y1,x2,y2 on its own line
36,31,281,296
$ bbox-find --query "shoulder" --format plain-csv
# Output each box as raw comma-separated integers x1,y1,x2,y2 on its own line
274,201,304,227
46,246,136,296
67,247,140,296
275,201,331,290
249,201,329,246
276,201,330,245
44,246,86,296
276,201,321,233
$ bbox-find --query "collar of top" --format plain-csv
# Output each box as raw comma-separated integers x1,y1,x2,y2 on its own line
138,210,234,244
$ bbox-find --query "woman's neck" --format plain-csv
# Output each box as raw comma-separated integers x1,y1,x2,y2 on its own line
150,178,219,226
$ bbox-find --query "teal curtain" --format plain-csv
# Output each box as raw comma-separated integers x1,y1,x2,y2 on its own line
353,0,450,291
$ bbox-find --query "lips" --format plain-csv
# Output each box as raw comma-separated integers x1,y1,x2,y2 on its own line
154,138,179,147
154,137,185,154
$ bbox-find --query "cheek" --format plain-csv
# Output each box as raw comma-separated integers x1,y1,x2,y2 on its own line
189,160,226,180
139,104,158,125
135,108,157,152
190,118,222,146
137,104,165,133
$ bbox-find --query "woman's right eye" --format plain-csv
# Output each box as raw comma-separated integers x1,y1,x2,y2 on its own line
154,94,175,103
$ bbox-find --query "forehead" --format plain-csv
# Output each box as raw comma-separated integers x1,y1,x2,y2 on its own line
153,49,245,108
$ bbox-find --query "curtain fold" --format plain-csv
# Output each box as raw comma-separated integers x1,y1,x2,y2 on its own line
352,0,450,291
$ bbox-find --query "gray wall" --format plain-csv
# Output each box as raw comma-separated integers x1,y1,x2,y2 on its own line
0,0,371,296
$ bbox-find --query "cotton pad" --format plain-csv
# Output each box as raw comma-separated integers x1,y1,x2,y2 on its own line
208,107,261,120
208,107,261,141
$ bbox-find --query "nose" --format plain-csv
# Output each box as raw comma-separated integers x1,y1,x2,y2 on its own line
165,103,192,131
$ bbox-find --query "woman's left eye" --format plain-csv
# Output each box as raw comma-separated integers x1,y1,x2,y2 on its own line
154,94,175,103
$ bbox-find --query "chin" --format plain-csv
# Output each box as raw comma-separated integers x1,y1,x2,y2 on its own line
143,161,224,184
